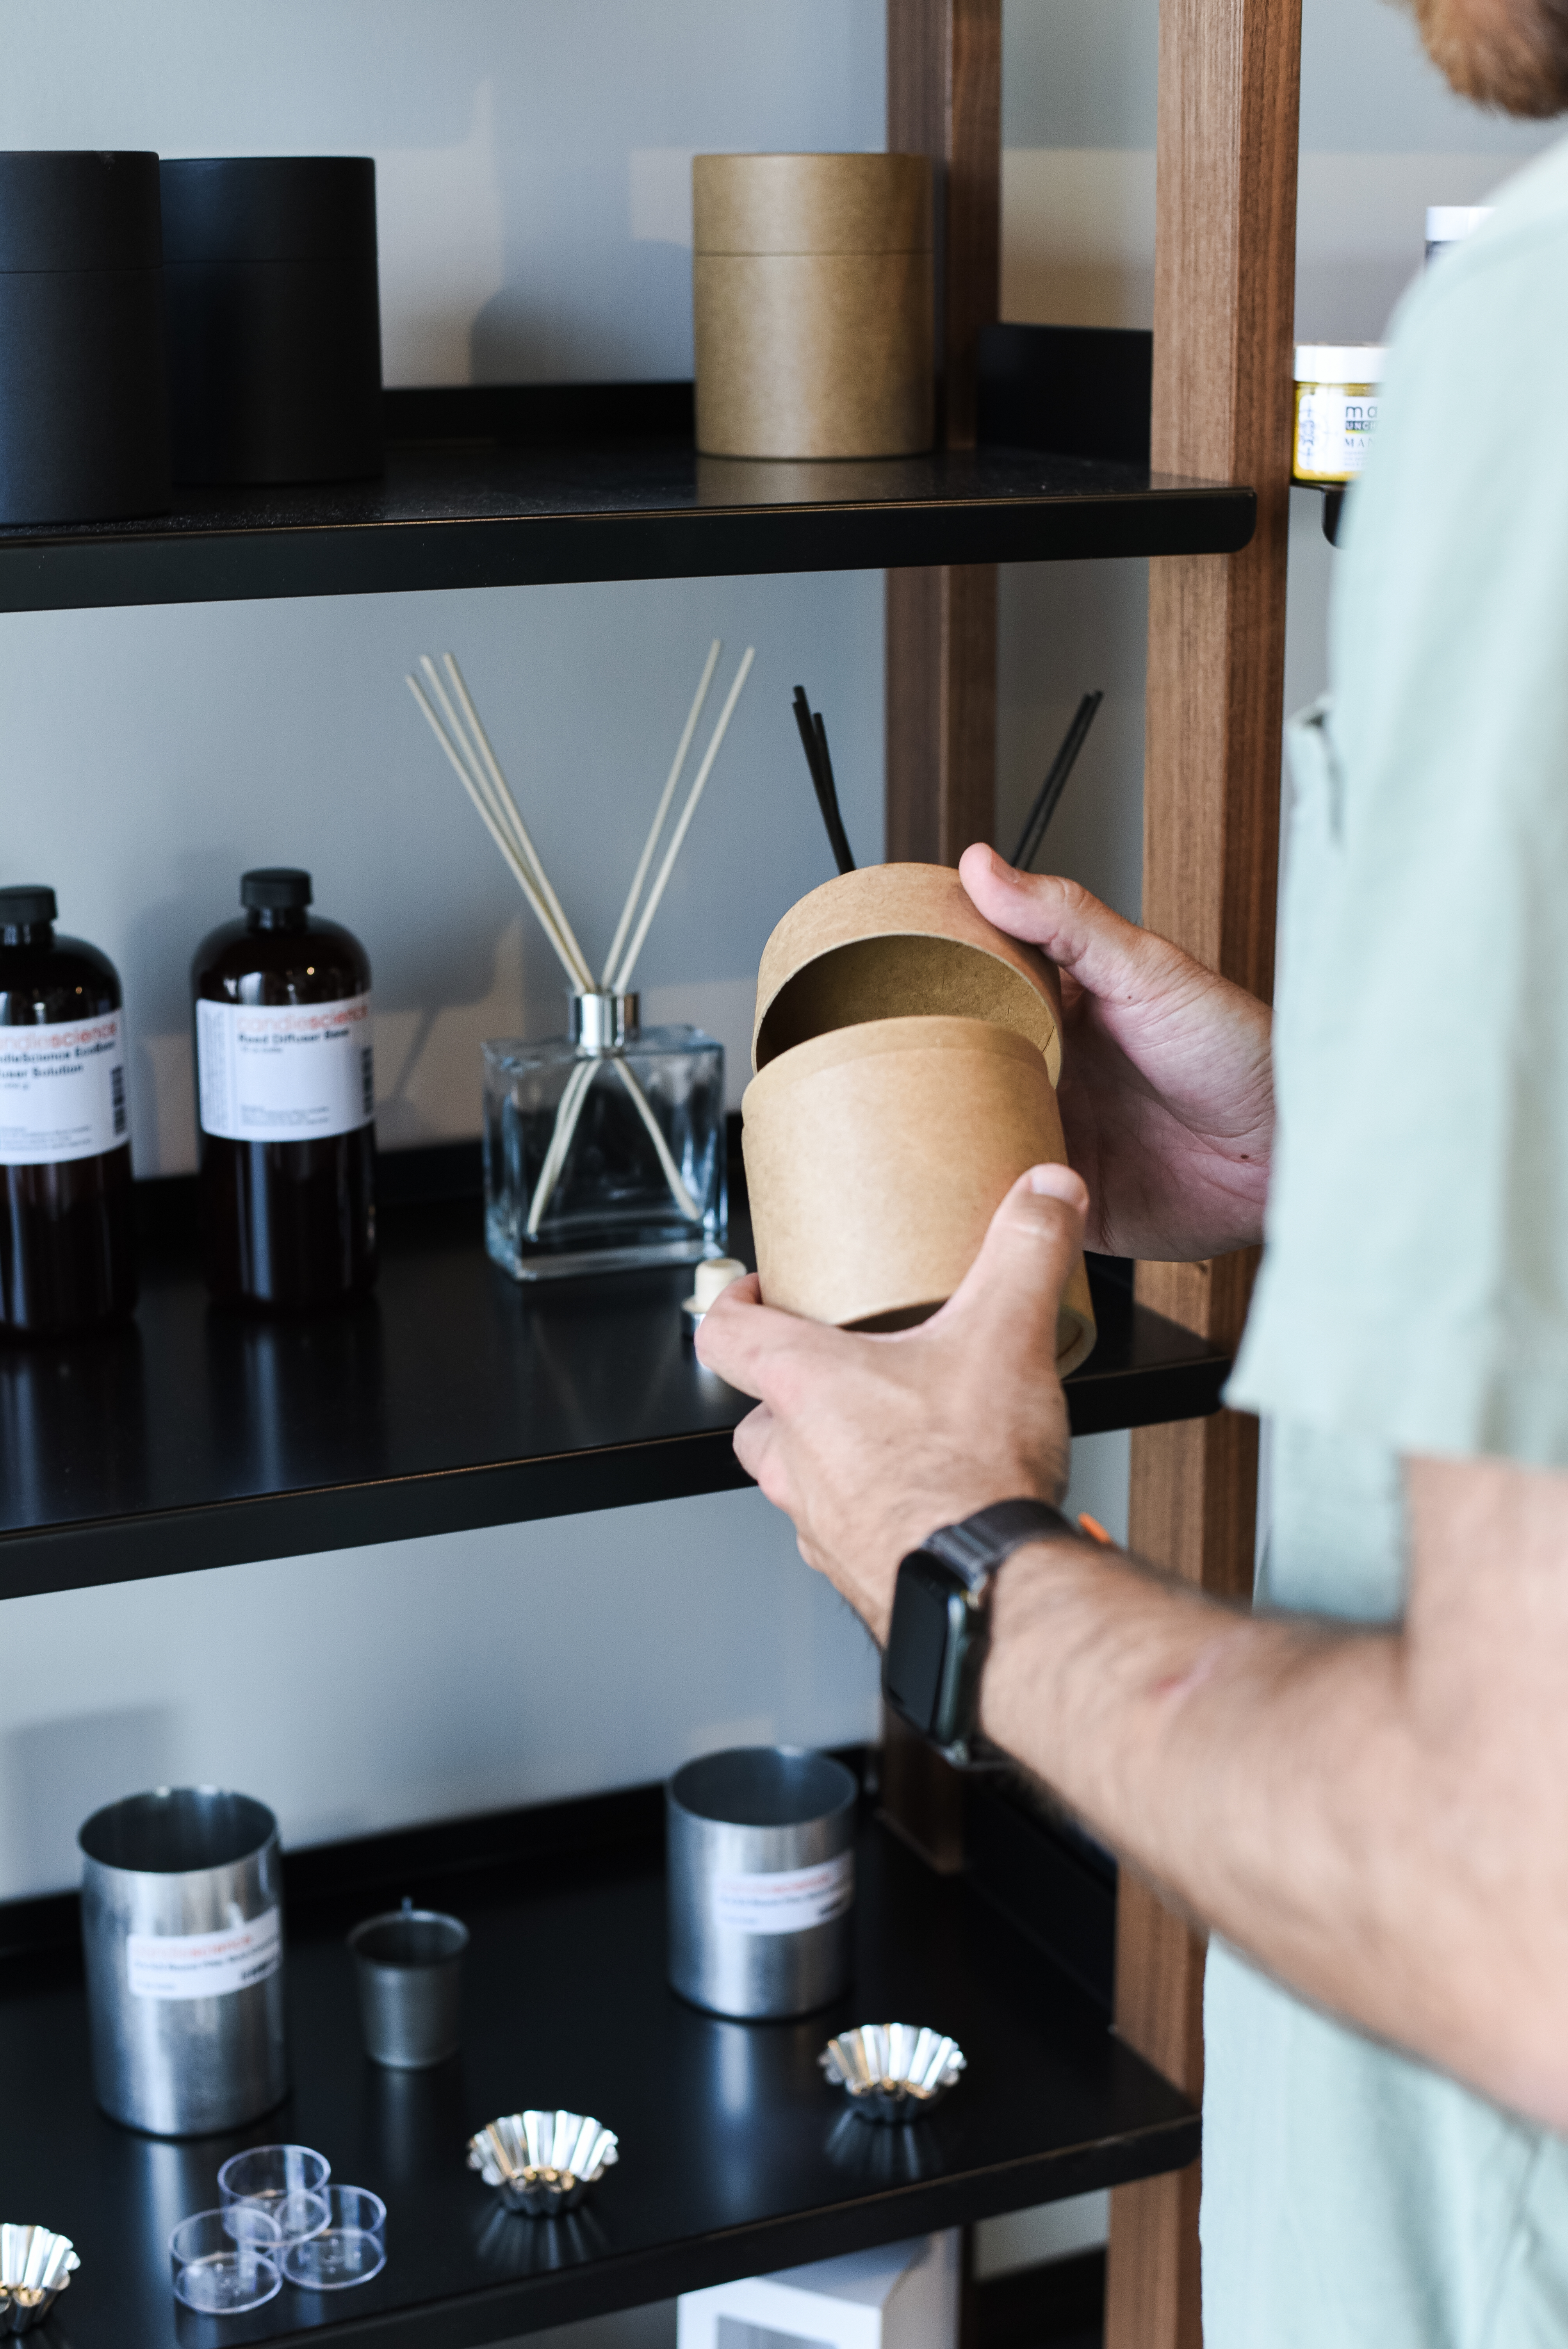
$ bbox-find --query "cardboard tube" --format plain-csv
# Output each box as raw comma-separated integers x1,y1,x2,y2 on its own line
742,1016,1096,1371
754,864,1063,1082
691,154,934,462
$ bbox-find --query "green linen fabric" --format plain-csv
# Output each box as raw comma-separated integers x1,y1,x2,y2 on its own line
1205,132,1568,2345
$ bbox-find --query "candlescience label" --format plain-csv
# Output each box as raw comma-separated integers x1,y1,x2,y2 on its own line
0,1010,128,1166
197,993,374,1142
126,1908,283,2001
711,1849,855,1936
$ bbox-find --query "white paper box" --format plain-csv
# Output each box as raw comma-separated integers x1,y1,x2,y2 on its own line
678,2231,959,2349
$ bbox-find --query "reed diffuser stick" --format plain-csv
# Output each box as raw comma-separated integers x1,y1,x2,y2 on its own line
434,655,595,987
613,646,755,991
601,639,721,987
405,674,585,986
1009,690,1103,873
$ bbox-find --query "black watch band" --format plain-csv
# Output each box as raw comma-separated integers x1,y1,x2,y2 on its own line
882,1497,1087,1767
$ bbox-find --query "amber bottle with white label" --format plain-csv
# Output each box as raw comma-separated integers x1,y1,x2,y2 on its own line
192,868,376,1310
0,884,135,1334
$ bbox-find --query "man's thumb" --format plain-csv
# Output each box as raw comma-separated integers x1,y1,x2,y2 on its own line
937,1163,1089,1355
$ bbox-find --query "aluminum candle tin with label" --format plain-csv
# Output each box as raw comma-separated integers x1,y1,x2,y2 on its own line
78,1787,286,2136
667,1747,857,2018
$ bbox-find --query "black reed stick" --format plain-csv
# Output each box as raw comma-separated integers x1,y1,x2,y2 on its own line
792,686,856,873
1009,690,1104,872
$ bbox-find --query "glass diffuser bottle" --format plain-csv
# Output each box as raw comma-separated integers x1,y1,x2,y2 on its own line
483,991,724,1280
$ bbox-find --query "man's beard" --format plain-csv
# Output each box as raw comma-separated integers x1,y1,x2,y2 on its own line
1407,0,1568,115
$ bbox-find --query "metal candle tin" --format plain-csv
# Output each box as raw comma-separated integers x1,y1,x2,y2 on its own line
349,1901,468,2069
0,151,169,525
667,1747,857,2019
78,1787,287,2137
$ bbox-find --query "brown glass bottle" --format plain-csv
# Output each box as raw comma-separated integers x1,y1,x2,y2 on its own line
193,868,376,1311
0,886,136,1336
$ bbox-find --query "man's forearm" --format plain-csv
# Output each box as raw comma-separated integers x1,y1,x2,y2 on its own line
978,1526,1568,2128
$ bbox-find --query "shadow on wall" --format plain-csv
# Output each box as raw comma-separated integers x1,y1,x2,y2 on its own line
0,1706,182,1892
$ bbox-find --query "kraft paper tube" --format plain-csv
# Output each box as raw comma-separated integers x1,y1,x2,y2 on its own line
692,154,933,461
754,863,1063,1082
742,1016,1096,1370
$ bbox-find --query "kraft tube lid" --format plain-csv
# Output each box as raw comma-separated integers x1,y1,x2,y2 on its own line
0,151,162,272
1295,343,1386,384
160,157,377,264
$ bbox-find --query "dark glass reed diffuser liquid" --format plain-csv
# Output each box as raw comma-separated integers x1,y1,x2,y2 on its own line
193,868,376,1310
0,885,135,1336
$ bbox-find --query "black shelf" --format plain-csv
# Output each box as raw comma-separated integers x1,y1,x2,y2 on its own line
0,383,1255,613
0,1148,1230,1601
0,1778,1198,2349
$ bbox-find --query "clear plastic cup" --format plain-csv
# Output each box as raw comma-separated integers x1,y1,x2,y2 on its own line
280,2185,386,2290
217,2143,331,2241
170,2206,281,2313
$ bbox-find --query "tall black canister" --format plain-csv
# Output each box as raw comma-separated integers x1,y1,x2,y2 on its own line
0,151,170,525
160,156,382,483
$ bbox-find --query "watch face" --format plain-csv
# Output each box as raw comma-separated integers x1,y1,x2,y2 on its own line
883,1553,971,1740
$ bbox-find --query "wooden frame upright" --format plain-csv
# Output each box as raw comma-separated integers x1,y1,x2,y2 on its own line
883,2,1303,2343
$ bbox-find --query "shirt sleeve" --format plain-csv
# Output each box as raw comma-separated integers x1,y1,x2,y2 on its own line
1229,148,1568,1467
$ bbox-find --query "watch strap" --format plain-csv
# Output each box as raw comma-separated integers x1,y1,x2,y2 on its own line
921,1496,1084,1594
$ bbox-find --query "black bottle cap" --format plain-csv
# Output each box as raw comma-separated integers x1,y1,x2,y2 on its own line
241,868,312,911
160,158,378,265
0,151,162,273
0,884,57,925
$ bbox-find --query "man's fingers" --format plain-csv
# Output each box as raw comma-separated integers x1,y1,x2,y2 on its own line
959,844,1182,1006
732,1401,792,1514
934,1162,1089,1362
696,1273,851,1407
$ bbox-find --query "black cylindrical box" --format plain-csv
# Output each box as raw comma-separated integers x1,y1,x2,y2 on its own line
161,157,383,483
0,151,170,526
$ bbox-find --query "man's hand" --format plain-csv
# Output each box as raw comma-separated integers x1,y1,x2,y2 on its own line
960,845,1274,1260
697,1163,1088,1640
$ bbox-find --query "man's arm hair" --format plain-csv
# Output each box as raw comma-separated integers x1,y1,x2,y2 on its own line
980,1452,1568,2128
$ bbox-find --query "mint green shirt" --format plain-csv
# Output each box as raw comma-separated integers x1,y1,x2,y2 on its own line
1206,135,1568,2344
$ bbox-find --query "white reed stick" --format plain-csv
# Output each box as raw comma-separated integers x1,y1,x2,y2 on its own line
611,1058,700,1217
613,645,755,991
410,662,588,985
600,639,721,987
433,654,596,989
404,674,585,987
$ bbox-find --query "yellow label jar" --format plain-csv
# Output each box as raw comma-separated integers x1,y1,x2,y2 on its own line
1293,344,1385,484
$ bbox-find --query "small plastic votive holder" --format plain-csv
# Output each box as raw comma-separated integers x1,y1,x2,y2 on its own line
217,2142,331,2242
280,2187,387,2291
170,2207,282,2314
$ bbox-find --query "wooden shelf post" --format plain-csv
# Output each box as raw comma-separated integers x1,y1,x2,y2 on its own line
1108,1,1303,2345
885,0,1001,866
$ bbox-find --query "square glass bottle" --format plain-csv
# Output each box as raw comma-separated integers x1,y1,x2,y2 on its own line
483,992,726,1280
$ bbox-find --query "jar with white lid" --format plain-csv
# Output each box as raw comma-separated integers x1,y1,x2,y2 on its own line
1292,345,1385,484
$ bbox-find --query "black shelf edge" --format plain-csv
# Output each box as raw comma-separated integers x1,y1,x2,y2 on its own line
0,1787,1197,2349
0,1147,1230,1601
0,380,1255,613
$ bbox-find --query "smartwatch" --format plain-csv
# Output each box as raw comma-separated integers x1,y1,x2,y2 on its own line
882,1497,1087,1766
